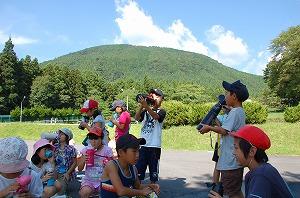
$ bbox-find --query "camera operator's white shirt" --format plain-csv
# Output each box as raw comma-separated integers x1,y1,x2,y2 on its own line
140,109,165,148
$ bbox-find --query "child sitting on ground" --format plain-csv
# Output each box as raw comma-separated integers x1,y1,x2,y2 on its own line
209,125,294,198
30,138,62,197
53,128,77,196
101,134,160,198
78,127,113,198
0,137,43,197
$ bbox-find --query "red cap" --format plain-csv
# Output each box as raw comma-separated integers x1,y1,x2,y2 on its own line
230,125,271,150
80,100,99,113
87,127,102,137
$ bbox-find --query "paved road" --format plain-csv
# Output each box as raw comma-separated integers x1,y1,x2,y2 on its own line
25,141,300,197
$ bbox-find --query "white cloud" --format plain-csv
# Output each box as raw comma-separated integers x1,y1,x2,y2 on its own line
243,50,271,75
114,0,208,55
0,30,38,45
206,25,249,66
113,0,267,75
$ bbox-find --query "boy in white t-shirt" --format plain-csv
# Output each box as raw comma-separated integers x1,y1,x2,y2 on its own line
135,88,166,184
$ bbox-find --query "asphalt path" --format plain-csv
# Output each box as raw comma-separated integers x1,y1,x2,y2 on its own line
24,141,300,198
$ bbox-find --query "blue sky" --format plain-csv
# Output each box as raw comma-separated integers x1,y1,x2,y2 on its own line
0,0,299,75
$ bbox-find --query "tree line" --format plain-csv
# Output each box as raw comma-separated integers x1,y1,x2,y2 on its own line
0,25,299,117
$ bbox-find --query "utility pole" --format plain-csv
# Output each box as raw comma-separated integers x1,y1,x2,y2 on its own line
20,96,26,122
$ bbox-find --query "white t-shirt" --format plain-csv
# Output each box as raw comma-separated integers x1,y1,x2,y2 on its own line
140,108,166,148
0,167,43,197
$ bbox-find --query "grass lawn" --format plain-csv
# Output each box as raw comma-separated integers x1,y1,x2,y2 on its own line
0,113,299,155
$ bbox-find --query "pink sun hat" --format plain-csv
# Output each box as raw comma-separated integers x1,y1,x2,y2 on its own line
33,139,55,154
0,137,30,173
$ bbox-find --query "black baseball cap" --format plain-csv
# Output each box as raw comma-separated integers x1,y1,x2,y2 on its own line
116,134,146,151
149,88,164,98
222,80,249,102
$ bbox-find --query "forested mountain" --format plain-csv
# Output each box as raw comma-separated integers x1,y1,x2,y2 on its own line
42,44,266,97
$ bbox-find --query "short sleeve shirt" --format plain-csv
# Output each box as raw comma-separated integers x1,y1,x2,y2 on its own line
115,111,131,140
217,107,246,170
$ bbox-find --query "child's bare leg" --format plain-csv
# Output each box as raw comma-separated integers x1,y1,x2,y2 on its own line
79,186,93,198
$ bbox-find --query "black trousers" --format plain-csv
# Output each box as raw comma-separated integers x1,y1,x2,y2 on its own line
136,146,161,182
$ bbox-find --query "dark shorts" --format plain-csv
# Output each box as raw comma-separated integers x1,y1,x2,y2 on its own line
221,168,244,197
136,147,161,182
212,142,219,162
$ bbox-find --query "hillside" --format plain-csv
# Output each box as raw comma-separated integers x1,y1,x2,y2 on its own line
42,44,266,97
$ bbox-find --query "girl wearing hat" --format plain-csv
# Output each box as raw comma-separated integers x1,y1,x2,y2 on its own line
109,100,131,141
53,128,77,196
78,127,113,198
0,137,43,197
209,125,294,198
30,138,62,197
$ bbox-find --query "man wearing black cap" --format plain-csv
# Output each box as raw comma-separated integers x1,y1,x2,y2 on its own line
135,88,166,184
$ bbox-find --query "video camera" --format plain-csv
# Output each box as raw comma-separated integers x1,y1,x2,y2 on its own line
136,94,156,105
196,95,226,130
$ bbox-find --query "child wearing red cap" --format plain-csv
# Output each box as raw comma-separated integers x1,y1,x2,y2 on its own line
78,127,113,198
209,125,294,198
79,99,110,145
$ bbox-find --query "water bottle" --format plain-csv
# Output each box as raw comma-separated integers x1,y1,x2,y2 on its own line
16,175,32,193
108,113,119,128
86,148,95,167
44,149,53,158
147,191,158,198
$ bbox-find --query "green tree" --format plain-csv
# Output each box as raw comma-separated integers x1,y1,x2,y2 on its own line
264,25,300,105
30,64,86,109
19,56,41,106
0,38,19,114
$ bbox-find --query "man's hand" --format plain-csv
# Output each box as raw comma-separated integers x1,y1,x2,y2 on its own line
199,124,211,134
208,190,222,198
138,95,148,109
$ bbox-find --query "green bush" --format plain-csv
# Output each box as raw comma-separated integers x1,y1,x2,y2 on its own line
162,100,190,128
244,101,268,124
187,103,211,125
10,107,21,121
284,105,300,123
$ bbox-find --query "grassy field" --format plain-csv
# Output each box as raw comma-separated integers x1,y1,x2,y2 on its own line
0,113,299,155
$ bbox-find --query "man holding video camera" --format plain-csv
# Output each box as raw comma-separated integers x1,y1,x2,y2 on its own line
135,88,166,184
